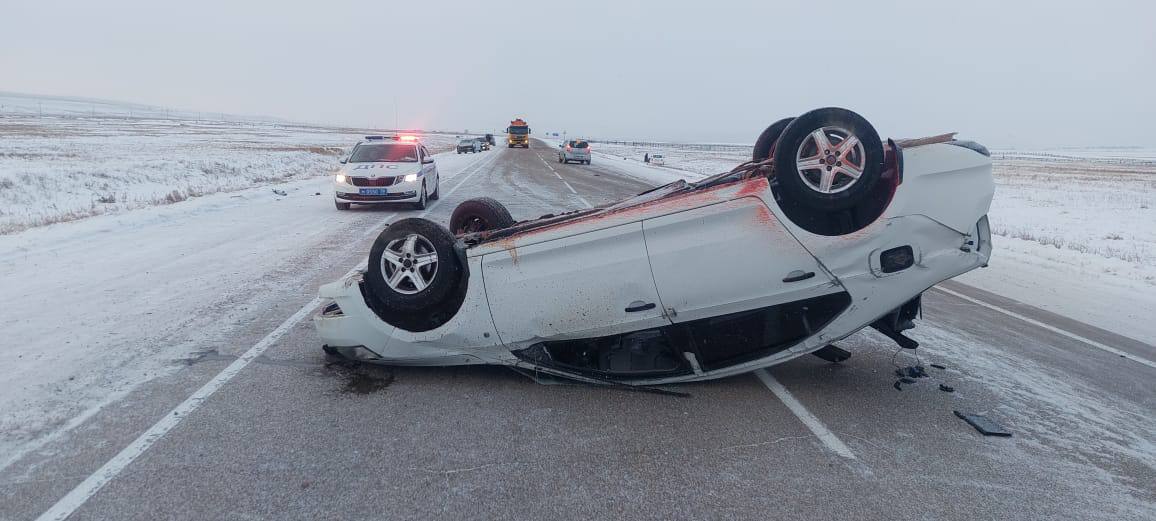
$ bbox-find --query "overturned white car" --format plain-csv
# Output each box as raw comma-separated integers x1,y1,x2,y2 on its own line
314,108,994,385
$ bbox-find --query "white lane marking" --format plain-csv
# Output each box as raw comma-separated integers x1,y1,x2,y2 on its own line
755,369,858,460
536,152,591,209
33,150,502,521
935,286,1156,370
34,294,328,521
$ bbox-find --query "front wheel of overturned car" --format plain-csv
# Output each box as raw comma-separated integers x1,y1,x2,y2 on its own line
449,197,516,235
366,218,462,314
773,107,883,211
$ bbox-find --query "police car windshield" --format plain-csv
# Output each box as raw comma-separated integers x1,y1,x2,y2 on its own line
349,143,418,163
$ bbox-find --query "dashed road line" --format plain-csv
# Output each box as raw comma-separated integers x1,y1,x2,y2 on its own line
33,150,501,521
755,369,859,461
536,152,592,208
934,286,1156,370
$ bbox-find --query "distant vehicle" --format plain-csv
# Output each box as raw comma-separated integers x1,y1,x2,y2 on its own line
484,133,495,146
649,154,665,166
558,140,591,164
475,137,491,151
457,139,482,154
334,135,440,211
507,118,530,148
315,107,995,386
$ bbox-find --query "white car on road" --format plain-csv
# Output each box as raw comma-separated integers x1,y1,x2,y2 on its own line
315,108,994,387
558,140,591,164
334,135,440,210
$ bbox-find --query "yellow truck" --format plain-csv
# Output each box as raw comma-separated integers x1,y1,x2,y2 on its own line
506,118,530,148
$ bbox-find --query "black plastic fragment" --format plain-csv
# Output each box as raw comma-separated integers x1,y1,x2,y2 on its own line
812,344,852,363
939,384,955,393
899,377,916,384
954,411,1011,437
905,365,929,379
893,381,902,391
930,363,946,370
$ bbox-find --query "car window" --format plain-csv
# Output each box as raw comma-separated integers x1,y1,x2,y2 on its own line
349,143,418,163
569,141,589,149
421,145,431,158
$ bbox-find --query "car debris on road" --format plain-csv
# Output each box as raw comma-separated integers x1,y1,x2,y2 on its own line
954,411,1013,437
313,107,995,388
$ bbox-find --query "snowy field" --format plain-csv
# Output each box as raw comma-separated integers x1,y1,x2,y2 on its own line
0,94,463,234
591,141,1156,343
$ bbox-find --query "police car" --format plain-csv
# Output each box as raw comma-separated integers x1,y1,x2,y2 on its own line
334,135,440,210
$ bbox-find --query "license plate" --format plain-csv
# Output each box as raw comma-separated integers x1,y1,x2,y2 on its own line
359,188,388,196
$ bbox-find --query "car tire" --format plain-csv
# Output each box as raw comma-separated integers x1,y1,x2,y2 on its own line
752,117,795,162
449,197,516,235
772,108,883,211
429,175,440,200
414,183,428,210
365,218,463,314
335,201,351,211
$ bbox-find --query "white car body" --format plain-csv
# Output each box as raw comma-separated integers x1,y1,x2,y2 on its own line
649,154,665,166
334,137,440,208
316,141,993,384
558,140,592,164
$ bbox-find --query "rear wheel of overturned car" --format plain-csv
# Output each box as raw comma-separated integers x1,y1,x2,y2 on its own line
449,197,516,235
773,107,883,211
366,218,463,314
752,117,795,162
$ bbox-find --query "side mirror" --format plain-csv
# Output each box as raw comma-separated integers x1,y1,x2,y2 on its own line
422,157,435,164
339,157,348,164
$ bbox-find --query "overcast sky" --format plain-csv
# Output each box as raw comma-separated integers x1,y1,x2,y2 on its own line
2,1,1153,147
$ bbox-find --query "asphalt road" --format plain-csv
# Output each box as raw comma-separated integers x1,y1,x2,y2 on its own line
3,140,1154,520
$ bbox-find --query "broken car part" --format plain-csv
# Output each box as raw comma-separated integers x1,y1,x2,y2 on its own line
954,411,1012,437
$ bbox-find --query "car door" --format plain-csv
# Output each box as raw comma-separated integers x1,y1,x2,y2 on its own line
642,196,841,323
482,222,669,347
420,145,437,186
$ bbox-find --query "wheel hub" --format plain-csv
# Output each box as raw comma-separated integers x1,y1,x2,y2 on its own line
795,126,866,195
379,234,438,294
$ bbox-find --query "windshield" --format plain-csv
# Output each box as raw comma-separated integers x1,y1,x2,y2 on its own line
508,127,529,135
459,140,474,145
568,141,589,149
349,143,418,163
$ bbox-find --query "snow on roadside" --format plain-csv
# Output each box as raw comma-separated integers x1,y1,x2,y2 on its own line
0,144,490,470
957,157,1156,342
0,113,461,234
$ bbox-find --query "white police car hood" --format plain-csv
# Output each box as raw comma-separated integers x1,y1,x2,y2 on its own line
343,161,422,179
